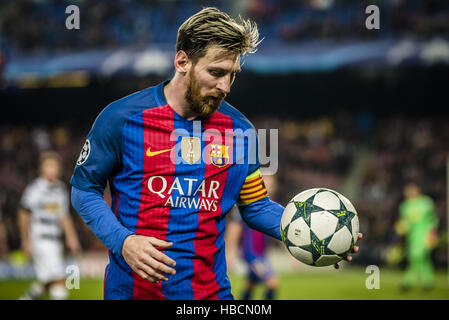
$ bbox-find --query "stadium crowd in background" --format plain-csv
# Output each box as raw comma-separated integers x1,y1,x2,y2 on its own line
0,112,447,268
0,0,448,54
257,113,448,267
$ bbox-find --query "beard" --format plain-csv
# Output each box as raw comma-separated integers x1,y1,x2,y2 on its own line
185,70,226,118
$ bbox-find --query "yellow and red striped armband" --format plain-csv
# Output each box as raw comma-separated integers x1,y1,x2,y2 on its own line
238,169,268,205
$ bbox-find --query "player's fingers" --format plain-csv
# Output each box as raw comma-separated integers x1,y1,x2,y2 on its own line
353,246,359,253
146,256,176,276
344,255,353,262
134,267,160,283
148,247,176,268
137,252,171,280
358,233,363,239
138,262,168,282
147,237,173,248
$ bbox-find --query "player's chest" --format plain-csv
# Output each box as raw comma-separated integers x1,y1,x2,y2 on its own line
32,189,64,214
136,136,239,203
123,116,247,201
124,113,243,175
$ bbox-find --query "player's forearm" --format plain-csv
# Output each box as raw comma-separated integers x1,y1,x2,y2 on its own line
0,223,8,255
18,208,30,243
60,215,78,243
71,186,133,256
238,197,283,241
225,220,243,248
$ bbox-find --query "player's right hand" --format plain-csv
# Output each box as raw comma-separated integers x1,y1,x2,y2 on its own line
334,232,363,269
122,235,176,283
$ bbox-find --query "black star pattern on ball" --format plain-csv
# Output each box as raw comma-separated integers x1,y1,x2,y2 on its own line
291,194,325,226
283,189,358,264
327,198,356,235
299,231,334,263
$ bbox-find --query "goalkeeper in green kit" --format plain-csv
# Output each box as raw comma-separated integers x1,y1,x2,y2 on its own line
395,182,439,291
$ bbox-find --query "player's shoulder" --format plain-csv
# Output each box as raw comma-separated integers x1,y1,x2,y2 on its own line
218,101,256,131
421,195,434,205
54,179,68,191
23,177,43,194
94,82,166,127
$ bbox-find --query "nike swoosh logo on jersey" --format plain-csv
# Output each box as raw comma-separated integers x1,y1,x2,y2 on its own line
146,146,173,157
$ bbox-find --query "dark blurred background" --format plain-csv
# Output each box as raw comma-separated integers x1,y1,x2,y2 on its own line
0,0,448,275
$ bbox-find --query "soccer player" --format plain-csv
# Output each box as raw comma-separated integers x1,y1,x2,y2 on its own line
18,151,80,300
396,182,438,291
71,7,361,300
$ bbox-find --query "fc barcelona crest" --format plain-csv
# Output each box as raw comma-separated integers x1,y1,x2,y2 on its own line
181,137,201,164
210,144,230,168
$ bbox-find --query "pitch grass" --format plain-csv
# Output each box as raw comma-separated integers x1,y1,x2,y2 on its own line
0,269,448,300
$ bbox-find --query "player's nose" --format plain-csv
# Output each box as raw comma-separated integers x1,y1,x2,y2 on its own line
216,77,231,95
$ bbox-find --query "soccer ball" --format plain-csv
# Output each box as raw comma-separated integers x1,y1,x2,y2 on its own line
280,188,359,267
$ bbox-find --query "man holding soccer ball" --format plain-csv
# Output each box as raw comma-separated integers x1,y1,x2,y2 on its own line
71,7,362,300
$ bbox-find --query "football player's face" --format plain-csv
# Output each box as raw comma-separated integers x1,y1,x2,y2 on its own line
404,183,420,199
41,159,61,182
185,47,241,117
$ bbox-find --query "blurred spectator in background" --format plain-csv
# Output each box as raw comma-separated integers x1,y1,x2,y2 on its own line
18,151,80,300
225,175,280,300
395,182,439,292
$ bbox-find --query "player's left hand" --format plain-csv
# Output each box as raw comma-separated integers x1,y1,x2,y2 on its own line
334,233,363,269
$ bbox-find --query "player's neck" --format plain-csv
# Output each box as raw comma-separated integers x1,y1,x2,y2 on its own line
40,176,57,184
164,77,198,121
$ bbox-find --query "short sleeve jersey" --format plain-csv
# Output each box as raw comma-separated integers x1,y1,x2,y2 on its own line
21,177,69,240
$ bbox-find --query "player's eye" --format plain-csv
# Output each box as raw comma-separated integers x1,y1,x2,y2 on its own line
209,69,225,77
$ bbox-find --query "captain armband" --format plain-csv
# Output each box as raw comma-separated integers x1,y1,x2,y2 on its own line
237,169,268,205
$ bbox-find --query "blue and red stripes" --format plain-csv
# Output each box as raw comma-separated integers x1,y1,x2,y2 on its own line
104,108,148,300
132,105,175,300
190,111,234,299
105,99,253,299
161,112,199,299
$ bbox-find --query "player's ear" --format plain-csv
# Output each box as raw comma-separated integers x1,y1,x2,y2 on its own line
174,50,191,74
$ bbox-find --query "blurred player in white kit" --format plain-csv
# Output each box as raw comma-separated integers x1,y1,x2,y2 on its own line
18,151,80,300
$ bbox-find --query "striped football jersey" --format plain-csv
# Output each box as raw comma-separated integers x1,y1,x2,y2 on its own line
71,80,269,300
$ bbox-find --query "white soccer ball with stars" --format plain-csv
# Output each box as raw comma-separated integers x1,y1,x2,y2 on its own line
280,188,360,267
